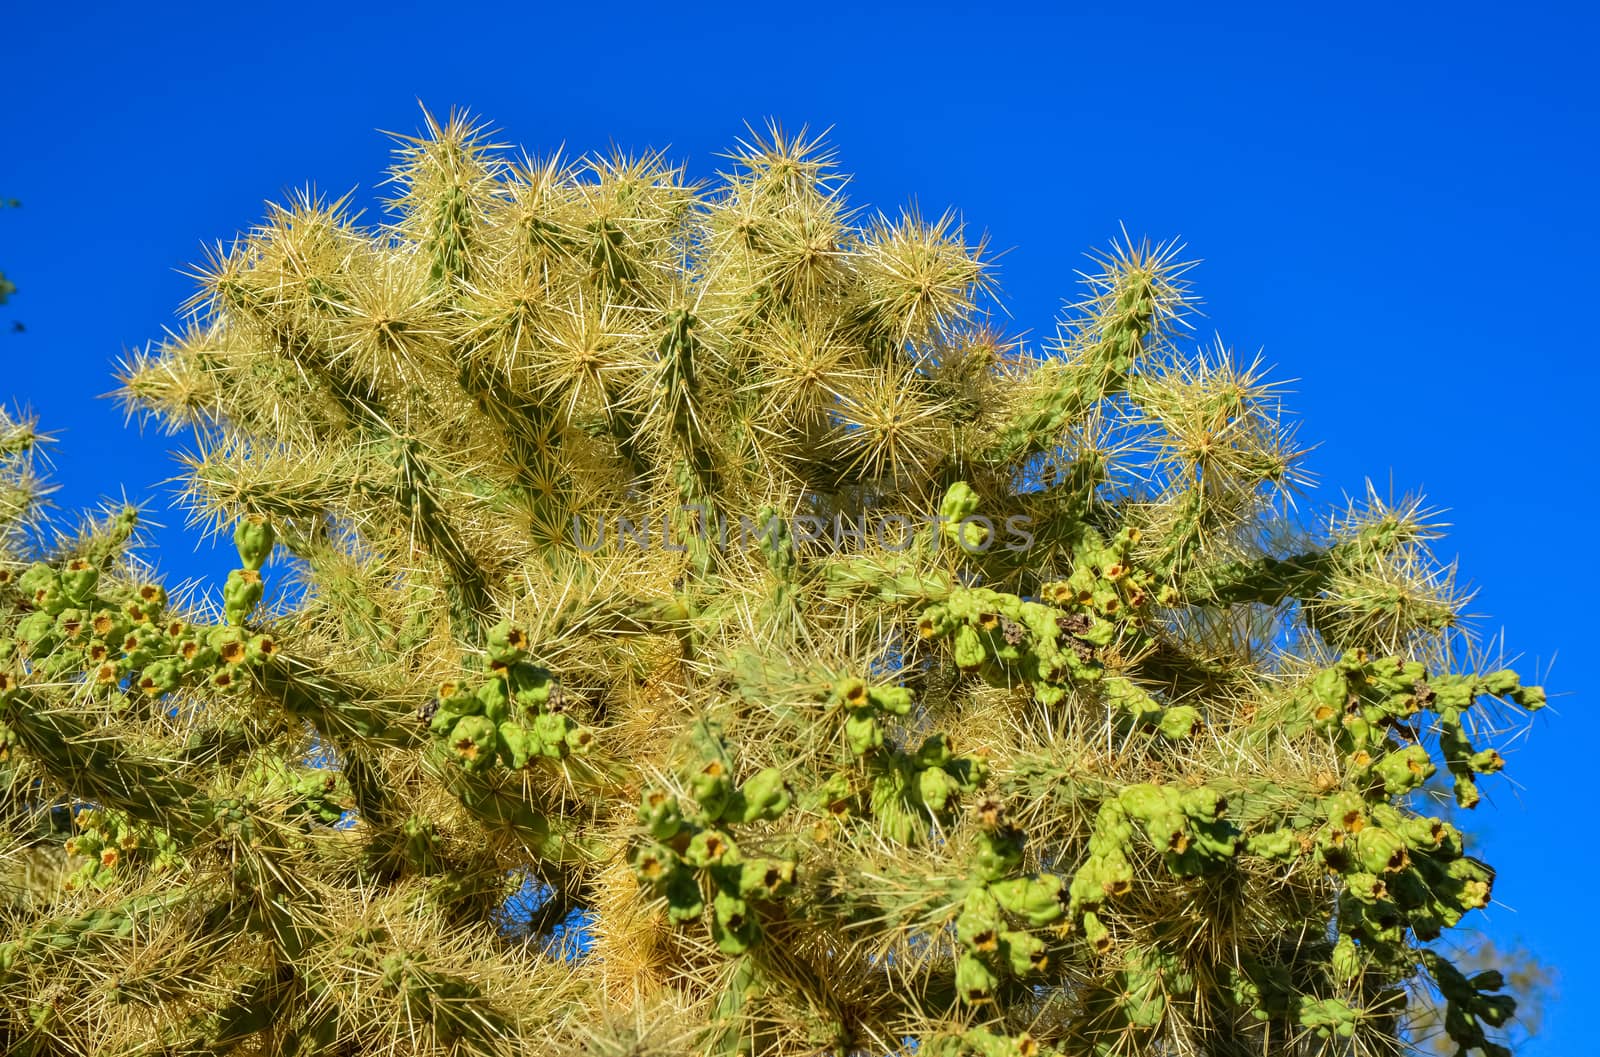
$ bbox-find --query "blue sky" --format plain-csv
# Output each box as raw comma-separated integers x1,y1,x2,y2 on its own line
3,1,1596,1050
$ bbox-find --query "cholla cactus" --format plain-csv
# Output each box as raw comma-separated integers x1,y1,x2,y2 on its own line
0,110,1546,1057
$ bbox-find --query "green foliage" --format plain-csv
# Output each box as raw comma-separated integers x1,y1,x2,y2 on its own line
0,110,1550,1056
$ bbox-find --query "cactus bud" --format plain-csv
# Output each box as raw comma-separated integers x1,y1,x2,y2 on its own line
844,709,882,756
738,858,796,900
638,789,684,840
974,828,1024,882
1375,745,1435,794
953,624,986,670
711,890,759,954
1331,935,1364,984
222,569,263,625
1353,827,1408,874
446,716,498,772
233,514,276,570
835,677,870,707
1002,929,1047,976
912,732,954,769
60,558,99,606
664,870,704,923
737,767,791,822
691,759,735,819
630,842,681,893
990,874,1065,927
868,684,913,716
956,951,999,1004
486,621,529,666
956,887,1003,951
1081,911,1112,955
916,765,961,814
685,829,736,869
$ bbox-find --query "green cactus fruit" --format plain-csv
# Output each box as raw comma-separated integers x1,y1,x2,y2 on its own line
1509,684,1546,711
89,607,130,645
711,890,760,954
956,950,1000,1004
956,887,1003,952
1081,910,1112,955
510,664,554,709
54,607,88,643
940,481,982,525
1323,792,1367,832
1297,996,1357,1039
222,568,264,624
1244,828,1301,861
486,620,530,666
429,682,478,736
475,677,512,724
1401,816,1460,856
1468,969,1506,993
1354,827,1409,874
564,724,594,754
233,514,276,570
1117,783,1169,821
1446,857,1493,910
713,888,748,926
685,829,736,869
1157,705,1200,739
834,677,870,708
631,842,682,893
738,858,796,900
533,711,570,757
1454,772,1481,809
1306,666,1349,726
134,582,168,619
1002,929,1047,976
17,562,55,599
916,765,961,814
446,715,498,772
917,605,954,640
691,759,735,820
60,558,99,606
910,732,954,770
844,708,882,755
638,789,684,840
1375,745,1435,794
497,721,534,769
868,684,913,716
1469,748,1505,774
973,828,1024,882
136,660,182,697
15,610,60,654
1344,872,1388,904
1179,786,1227,822
1331,935,1364,984
953,624,986,670
989,874,1065,927
664,870,705,924
737,767,791,822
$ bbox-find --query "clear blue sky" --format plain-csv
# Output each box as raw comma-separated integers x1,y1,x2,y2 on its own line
3,1,1596,1050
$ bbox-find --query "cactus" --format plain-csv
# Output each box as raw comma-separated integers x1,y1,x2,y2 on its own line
0,114,1551,1057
